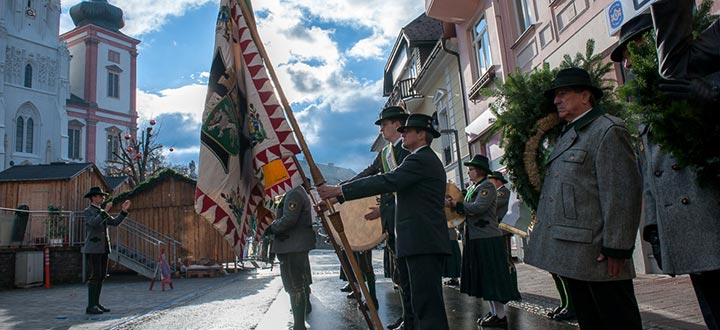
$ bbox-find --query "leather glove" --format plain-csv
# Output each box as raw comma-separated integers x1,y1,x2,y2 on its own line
658,77,720,105
643,225,663,270
262,225,274,237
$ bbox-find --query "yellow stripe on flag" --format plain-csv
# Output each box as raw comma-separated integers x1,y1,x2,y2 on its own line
263,159,290,188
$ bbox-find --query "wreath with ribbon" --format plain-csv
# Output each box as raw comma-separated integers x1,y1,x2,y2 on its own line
618,0,720,184
484,40,625,211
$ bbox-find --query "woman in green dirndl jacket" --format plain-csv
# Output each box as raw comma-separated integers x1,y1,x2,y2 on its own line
446,155,521,328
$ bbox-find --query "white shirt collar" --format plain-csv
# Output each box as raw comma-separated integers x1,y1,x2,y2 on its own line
569,107,593,124
411,144,428,154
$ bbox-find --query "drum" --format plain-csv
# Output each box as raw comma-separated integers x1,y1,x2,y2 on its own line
330,196,386,252
446,183,464,228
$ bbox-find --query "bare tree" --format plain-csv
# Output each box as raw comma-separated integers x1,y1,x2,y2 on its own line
105,121,167,187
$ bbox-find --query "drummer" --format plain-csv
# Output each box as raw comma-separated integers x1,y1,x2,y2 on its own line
336,105,410,328
319,112,451,330
445,155,521,328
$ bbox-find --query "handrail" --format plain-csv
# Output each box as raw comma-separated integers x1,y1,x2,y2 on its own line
1,207,181,278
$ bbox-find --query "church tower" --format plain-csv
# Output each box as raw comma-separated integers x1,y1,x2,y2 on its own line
1,0,69,170
60,0,139,168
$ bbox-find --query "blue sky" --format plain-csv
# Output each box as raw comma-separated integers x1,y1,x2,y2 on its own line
59,0,425,172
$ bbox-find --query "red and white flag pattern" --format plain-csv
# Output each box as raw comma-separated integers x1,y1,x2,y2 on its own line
195,0,303,256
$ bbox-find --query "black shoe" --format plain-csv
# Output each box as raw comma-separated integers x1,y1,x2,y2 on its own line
346,292,355,299
553,308,576,321
480,315,507,328
340,283,351,292
547,306,563,318
85,306,103,315
389,321,407,330
443,278,459,286
387,317,403,329
96,304,111,312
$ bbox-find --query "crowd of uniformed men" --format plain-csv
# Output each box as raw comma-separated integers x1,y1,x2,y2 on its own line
257,1,720,329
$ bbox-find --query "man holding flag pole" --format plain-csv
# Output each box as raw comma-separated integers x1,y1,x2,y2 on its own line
319,113,451,330
196,0,384,329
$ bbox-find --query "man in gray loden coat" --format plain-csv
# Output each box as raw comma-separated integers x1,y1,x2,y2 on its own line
318,113,450,330
524,68,643,330
641,2,720,327
82,187,131,315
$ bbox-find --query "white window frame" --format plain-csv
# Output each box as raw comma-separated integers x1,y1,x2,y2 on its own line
514,0,534,34
472,16,493,77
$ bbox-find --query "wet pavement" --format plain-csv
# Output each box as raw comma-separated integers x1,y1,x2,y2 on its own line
0,249,705,330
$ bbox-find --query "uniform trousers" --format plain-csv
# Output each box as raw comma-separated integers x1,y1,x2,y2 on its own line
563,277,641,330
278,252,311,294
401,254,449,330
86,253,108,285
691,269,720,330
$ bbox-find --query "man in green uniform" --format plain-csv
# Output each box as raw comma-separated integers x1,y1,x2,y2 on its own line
339,105,410,328
319,113,450,330
266,182,316,330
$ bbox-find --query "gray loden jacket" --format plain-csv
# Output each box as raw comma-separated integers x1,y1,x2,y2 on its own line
525,108,642,282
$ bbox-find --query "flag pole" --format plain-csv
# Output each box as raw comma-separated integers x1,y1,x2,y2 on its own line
234,2,383,329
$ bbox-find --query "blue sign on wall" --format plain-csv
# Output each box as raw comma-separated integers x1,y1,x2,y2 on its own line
608,1,625,30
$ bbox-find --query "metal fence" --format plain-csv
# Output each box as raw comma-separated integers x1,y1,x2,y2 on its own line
0,207,83,247
0,206,180,277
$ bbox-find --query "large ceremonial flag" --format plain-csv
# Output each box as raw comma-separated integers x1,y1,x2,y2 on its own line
195,0,303,256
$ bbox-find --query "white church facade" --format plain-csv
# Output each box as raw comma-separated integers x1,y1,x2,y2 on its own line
0,0,138,171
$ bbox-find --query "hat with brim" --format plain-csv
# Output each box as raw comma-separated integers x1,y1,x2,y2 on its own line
611,14,653,62
488,171,508,184
463,155,492,174
397,113,441,138
544,67,604,99
374,106,409,125
84,187,109,198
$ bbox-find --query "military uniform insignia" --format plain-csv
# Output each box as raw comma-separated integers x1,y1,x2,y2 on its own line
288,202,298,211
498,191,505,197
480,189,489,197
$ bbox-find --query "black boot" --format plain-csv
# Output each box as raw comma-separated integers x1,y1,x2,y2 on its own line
96,282,111,312
366,276,378,308
305,286,312,314
85,284,103,314
289,292,307,330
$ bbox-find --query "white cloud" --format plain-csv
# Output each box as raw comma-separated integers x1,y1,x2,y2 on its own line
60,0,216,36
250,0,422,108
136,84,207,123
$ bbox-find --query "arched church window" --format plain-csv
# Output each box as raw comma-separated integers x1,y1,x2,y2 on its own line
24,64,32,88
26,118,34,153
15,115,35,153
16,117,24,152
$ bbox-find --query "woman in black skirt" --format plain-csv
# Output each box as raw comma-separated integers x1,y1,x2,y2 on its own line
446,155,521,328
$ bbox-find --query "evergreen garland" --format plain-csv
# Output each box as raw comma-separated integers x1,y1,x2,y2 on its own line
484,40,624,211
618,0,720,183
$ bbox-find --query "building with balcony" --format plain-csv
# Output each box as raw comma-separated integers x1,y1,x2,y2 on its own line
426,0,720,271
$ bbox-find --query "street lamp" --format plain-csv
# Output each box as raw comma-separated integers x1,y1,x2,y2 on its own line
440,129,465,190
